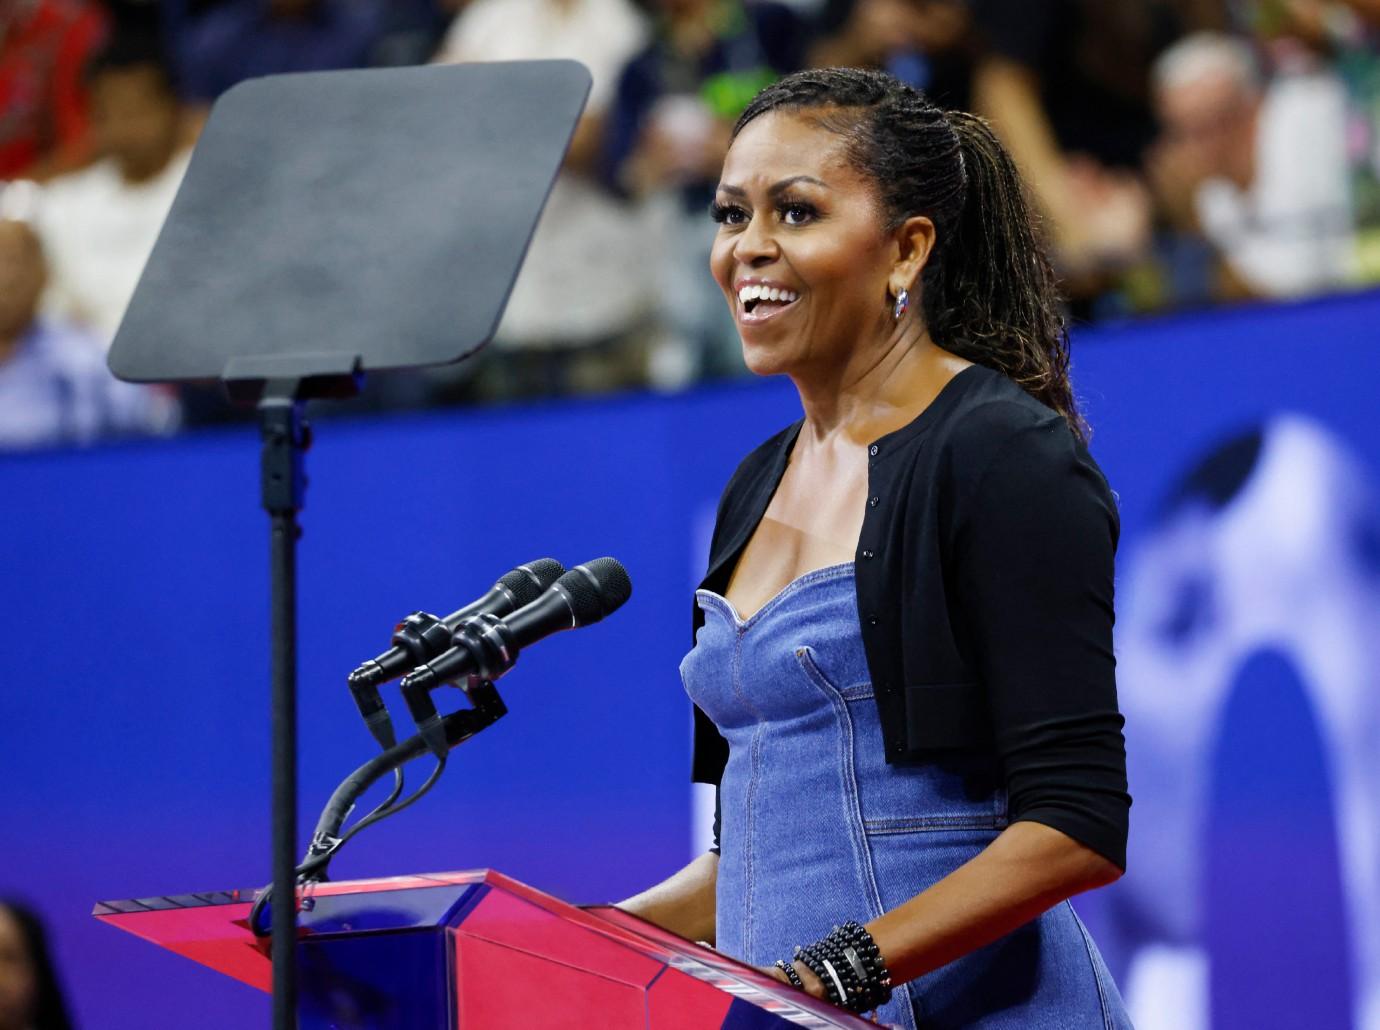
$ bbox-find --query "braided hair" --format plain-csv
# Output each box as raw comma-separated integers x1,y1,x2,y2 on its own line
734,68,1086,442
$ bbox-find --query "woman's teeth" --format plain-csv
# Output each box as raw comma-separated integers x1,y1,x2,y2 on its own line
738,284,799,312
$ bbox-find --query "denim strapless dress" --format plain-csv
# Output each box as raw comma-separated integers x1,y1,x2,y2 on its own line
681,563,1132,1029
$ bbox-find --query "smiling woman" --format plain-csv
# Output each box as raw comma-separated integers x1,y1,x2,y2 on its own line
618,69,1131,1029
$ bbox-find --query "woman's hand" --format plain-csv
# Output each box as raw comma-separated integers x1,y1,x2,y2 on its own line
760,959,826,1000
762,962,893,1026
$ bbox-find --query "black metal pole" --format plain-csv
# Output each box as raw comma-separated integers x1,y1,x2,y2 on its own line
259,380,309,1030
269,506,297,1028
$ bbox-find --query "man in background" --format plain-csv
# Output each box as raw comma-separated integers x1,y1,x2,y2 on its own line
0,216,175,449
1152,32,1353,298
35,31,190,343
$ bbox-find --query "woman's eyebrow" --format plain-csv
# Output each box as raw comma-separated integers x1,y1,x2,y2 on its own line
715,175,831,198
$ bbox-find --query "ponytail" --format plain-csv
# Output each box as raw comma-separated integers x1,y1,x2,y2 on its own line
733,70,1086,443
925,112,1084,442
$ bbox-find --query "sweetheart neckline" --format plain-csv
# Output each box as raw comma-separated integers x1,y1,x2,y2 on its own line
696,561,856,630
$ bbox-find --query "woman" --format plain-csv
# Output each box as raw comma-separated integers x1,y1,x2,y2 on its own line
619,68,1132,1027
0,901,72,1030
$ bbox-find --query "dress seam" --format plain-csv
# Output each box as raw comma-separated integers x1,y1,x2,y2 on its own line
1069,901,1116,1029
795,644,919,1030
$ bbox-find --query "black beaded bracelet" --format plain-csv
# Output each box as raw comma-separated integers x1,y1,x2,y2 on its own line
788,922,893,1013
796,942,847,1006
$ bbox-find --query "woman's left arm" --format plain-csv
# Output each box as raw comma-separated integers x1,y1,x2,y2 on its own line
780,821,1120,997
875,820,1122,983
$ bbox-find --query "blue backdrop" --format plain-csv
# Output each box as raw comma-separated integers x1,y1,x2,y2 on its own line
3,290,1378,1028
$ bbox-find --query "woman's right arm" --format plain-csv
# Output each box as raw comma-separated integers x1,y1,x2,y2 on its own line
615,852,719,945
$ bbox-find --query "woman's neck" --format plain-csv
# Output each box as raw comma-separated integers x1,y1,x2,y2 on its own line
792,324,969,449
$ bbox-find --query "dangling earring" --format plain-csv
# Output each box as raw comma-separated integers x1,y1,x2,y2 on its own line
892,288,909,321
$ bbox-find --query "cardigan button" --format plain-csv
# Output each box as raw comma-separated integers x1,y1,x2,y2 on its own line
861,550,874,559
868,496,879,508
868,444,879,456
867,615,879,626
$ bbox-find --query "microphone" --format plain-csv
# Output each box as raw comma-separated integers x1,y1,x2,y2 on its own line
400,557,632,754
347,558,564,747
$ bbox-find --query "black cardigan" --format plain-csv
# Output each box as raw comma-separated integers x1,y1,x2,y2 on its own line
692,364,1131,869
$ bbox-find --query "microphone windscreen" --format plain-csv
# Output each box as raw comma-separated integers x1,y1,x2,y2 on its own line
576,557,632,618
502,558,564,606
554,566,606,625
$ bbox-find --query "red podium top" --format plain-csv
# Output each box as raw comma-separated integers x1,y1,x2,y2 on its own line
94,869,876,1029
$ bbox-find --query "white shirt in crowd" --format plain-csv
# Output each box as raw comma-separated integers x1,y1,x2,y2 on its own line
435,0,652,348
1195,69,1354,298
36,149,191,344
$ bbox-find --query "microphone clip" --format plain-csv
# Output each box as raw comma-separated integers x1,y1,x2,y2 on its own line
405,674,508,760
349,611,456,749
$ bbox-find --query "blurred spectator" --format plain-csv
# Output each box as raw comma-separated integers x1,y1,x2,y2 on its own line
34,31,190,342
1151,32,1353,298
432,0,656,402
0,901,70,1030
0,217,177,449
810,0,974,109
0,0,107,179
604,0,811,384
1303,0,1380,280
968,1,1191,287
607,0,810,200
176,0,384,103
367,0,452,67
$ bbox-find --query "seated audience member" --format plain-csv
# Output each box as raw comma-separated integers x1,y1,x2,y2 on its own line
0,217,177,449
0,901,70,1030
603,0,811,384
35,33,191,343
810,0,974,109
432,0,655,402
1152,32,1353,298
176,0,384,102
968,0,1190,290
0,0,107,179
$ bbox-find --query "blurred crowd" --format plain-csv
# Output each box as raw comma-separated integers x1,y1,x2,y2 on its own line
3,0,1380,447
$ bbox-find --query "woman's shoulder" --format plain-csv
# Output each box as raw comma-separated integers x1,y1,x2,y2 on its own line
931,365,1087,474
914,367,1115,526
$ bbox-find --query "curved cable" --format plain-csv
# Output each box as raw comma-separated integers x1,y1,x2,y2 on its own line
248,759,445,937
298,757,446,881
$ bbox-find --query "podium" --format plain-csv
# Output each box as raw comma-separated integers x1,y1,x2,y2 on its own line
94,870,875,1028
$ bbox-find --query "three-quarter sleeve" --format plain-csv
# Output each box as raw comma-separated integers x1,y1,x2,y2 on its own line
950,407,1131,869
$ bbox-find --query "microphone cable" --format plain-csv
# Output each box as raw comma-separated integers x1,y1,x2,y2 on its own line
247,755,446,937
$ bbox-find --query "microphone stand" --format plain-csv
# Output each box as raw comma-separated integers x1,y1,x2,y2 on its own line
314,678,508,856
250,678,508,936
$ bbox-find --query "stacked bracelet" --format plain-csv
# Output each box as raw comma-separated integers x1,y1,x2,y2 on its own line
785,921,892,1013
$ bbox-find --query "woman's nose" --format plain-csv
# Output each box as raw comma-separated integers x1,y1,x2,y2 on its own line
734,217,779,266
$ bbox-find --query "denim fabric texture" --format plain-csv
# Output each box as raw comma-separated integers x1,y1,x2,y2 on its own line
681,563,1132,1029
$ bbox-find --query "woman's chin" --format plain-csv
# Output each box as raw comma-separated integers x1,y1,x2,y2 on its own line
739,339,794,378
